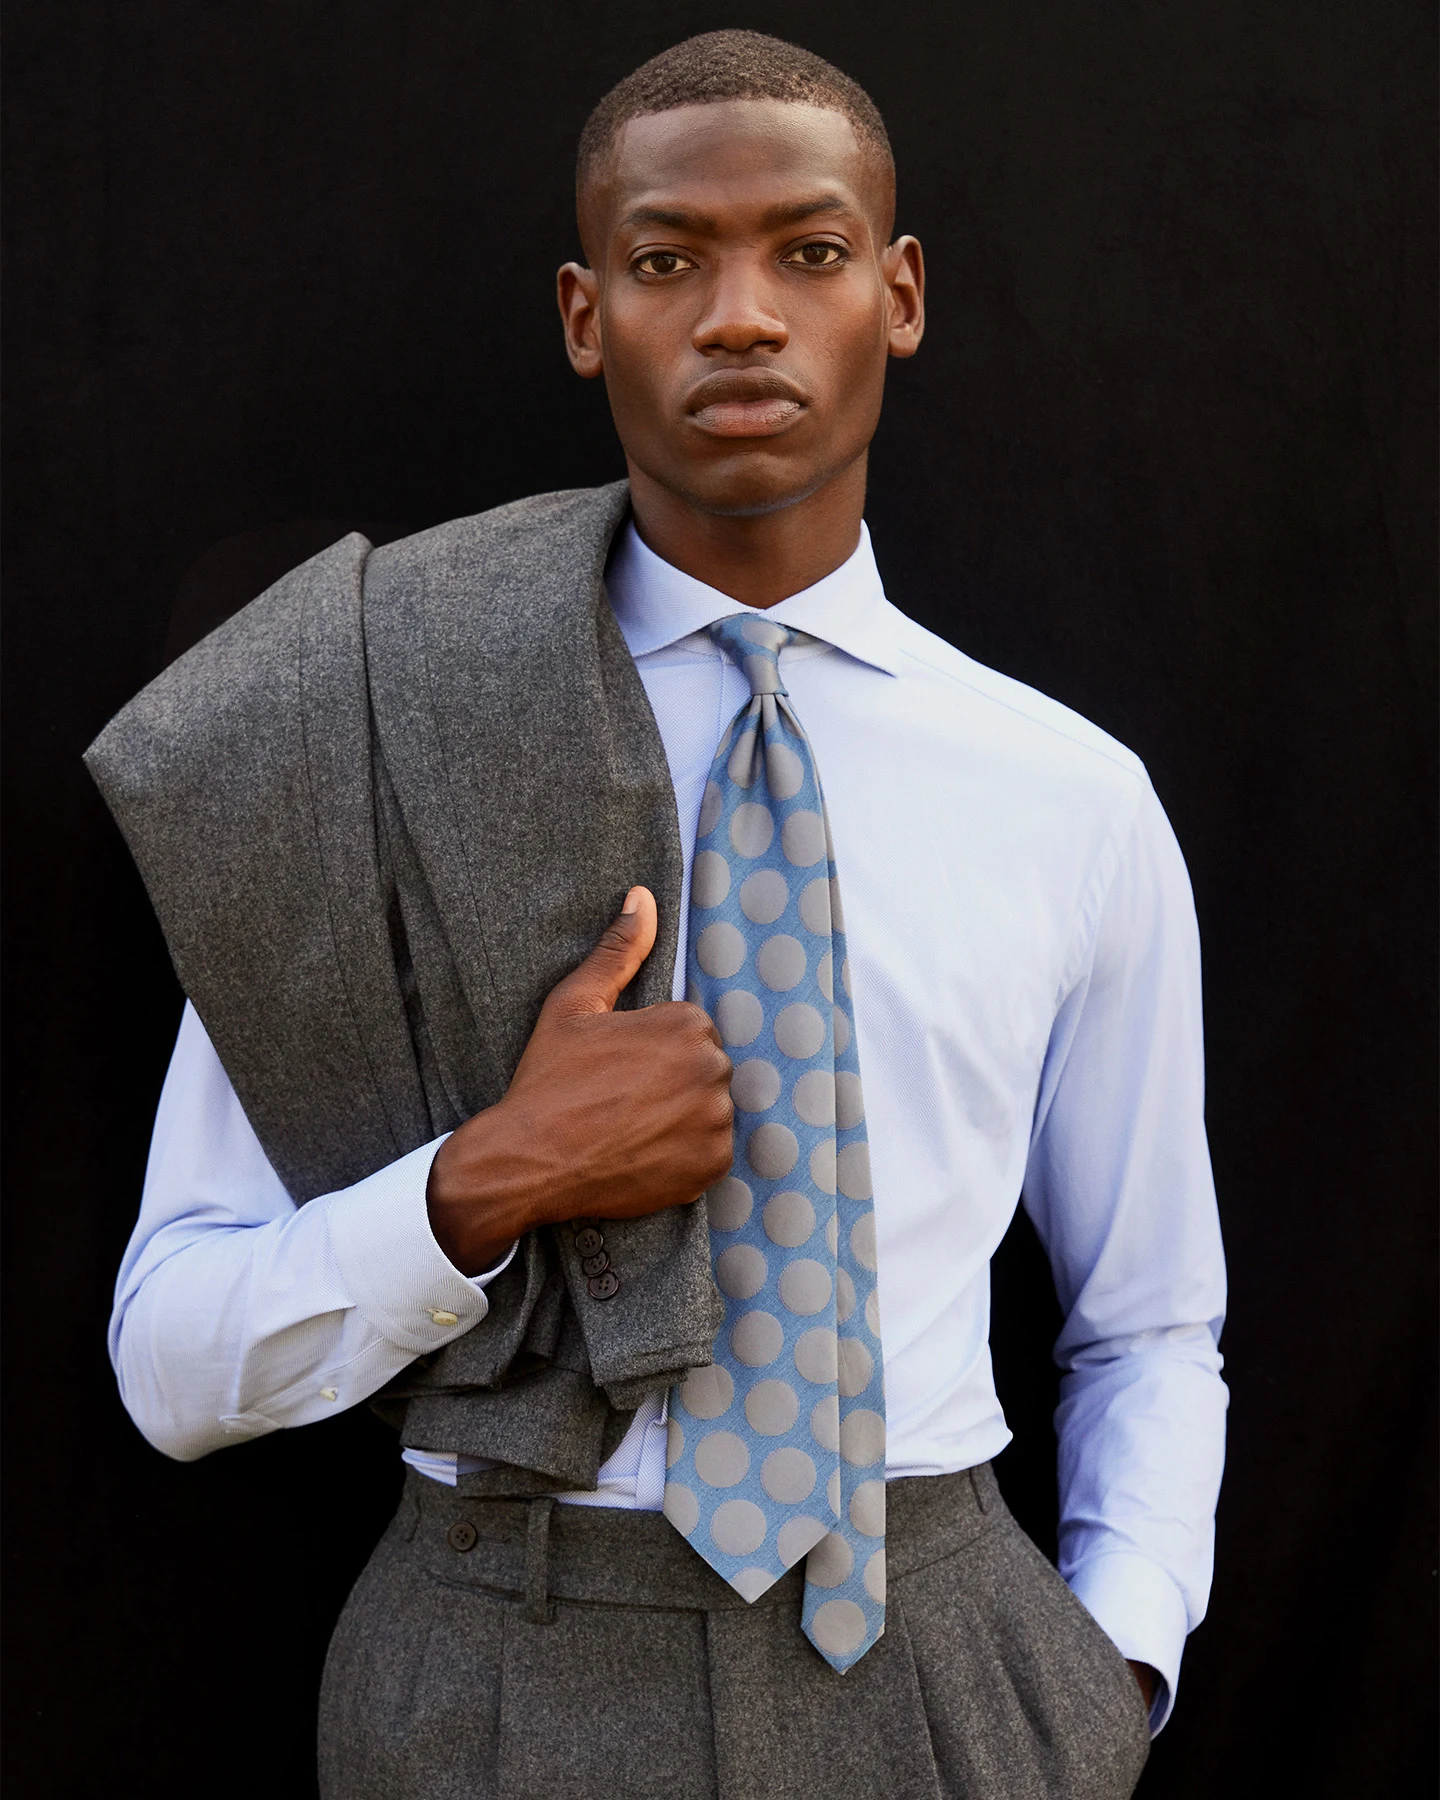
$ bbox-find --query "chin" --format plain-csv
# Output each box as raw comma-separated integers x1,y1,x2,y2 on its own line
662,452,842,520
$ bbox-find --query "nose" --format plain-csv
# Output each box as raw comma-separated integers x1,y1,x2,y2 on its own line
692,257,789,356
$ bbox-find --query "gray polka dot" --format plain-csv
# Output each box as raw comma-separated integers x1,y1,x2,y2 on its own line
727,730,760,788
716,1243,767,1300
730,803,774,858
698,781,724,837
810,1394,840,1452
832,1007,851,1055
793,1070,836,1127
733,1566,777,1601
743,652,779,693
731,1310,783,1367
810,1599,867,1658
834,1072,865,1129
691,849,731,909
837,1338,874,1397
825,1214,839,1255
836,1268,857,1322
741,617,787,650
850,1480,886,1538
731,1058,781,1113
763,1189,815,1248
806,1532,854,1588
829,877,846,932
781,809,827,867
799,877,831,934
745,1379,799,1436
849,1213,878,1271
757,934,806,991
794,1327,838,1385
695,1430,750,1487
779,1259,832,1316
827,1468,842,1516
837,1143,873,1201
864,1548,886,1602
808,1139,837,1194
706,1176,752,1231
764,740,805,800
840,1408,885,1467
774,1002,825,1060
664,1481,699,1535
666,1418,684,1468
841,957,853,998
715,989,763,1048
680,1364,734,1420
777,1515,828,1568
761,1447,817,1503
738,869,788,925
711,1498,767,1556
816,950,834,999
696,921,745,979
865,1288,881,1338
747,1123,798,1180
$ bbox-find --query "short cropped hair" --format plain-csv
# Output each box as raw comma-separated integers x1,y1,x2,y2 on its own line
577,30,893,192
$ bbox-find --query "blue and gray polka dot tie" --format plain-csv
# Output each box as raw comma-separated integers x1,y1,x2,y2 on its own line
663,615,886,1672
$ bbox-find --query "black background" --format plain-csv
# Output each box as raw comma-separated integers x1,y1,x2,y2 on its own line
4,3,1435,1795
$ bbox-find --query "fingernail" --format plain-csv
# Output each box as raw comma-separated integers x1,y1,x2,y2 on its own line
621,887,642,915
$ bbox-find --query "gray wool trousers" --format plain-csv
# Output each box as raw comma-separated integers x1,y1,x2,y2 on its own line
318,1463,1150,1800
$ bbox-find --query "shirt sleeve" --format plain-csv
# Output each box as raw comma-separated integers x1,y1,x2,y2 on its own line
109,1002,517,1462
1022,779,1228,1733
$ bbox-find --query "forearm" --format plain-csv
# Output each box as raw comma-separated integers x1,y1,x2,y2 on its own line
114,1134,503,1460
1054,1327,1227,1727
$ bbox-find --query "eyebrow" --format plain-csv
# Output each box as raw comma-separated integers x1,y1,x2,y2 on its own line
619,194,854,234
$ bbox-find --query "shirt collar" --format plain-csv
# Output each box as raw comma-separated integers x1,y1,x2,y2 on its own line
605,518,901,677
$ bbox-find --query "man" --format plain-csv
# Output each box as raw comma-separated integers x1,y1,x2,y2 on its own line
90,30,1226,1800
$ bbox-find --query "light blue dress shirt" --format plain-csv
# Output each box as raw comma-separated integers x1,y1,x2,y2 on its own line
110,521,1226,1730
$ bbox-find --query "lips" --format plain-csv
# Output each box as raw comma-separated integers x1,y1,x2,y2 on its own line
685,370,808,439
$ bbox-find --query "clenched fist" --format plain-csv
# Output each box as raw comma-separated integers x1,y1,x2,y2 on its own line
427,887,735,1274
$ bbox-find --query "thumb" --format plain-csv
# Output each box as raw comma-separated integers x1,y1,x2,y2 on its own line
547,887,658,1017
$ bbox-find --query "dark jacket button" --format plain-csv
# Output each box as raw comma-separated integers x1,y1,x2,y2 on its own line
581,1251,610,1277
447,1520,478,1553
574,1227,604,1257
588,1270,620,1300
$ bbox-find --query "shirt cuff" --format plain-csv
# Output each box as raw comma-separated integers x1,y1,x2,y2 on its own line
1065,1551,1190,1733
324,1135,515,1355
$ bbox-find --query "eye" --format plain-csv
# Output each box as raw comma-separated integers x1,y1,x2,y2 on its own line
783,241,847,268
633,250,695,277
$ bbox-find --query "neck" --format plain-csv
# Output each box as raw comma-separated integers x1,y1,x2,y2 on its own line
626,456,867,609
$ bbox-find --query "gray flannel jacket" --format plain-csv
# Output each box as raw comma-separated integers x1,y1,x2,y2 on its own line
85,480,724,1491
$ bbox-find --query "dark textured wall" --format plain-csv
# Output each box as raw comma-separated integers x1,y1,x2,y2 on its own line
4,4,1435,1794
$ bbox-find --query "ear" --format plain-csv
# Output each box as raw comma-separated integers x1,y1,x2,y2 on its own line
882,236,925,360
557,262,604,378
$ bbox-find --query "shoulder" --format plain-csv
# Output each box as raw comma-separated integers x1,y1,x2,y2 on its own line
881,602,1150,795
368,480,629,591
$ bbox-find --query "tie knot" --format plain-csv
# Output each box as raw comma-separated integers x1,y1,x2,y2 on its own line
708,615,794,697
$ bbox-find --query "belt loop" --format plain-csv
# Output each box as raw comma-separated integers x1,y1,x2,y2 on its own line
969,1465,991,1515
525,1497,556,1625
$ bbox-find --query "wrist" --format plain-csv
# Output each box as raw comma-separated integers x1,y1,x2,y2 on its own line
426,1101,559,1274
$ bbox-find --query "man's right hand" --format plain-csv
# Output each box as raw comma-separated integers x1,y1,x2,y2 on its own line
426,887,735,1275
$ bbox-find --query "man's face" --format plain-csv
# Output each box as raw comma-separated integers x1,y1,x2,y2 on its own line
562,101,923,518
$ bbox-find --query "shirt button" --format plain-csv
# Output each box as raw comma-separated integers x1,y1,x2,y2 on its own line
447,1520,478,1553
429,1309,460,1327
574,1227,604,1257
319,1388,338,1401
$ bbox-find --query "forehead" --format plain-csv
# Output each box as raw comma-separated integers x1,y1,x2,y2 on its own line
584,100,885,243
